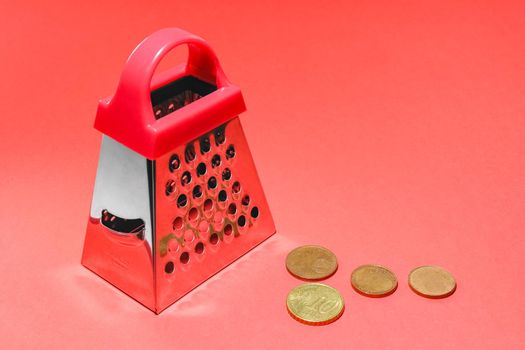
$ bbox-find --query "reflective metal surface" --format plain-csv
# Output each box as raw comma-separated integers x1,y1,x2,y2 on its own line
82,119,276,313
82,136,156,309
154,117,275,312
89,136,154,246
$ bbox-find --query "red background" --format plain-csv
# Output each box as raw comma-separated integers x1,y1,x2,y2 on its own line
1,1,524,349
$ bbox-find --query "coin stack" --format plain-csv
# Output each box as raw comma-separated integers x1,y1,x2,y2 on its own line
285,245,456,325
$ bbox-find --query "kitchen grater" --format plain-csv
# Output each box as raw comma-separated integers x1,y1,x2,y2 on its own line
81,27,276,314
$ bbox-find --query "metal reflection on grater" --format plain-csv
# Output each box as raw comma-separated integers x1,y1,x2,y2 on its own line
86,114,271,314
157,121,267,292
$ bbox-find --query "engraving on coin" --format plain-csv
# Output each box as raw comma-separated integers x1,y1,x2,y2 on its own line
286,245,338,280
286,283,344,325
409,265,456,298
351,264,398,297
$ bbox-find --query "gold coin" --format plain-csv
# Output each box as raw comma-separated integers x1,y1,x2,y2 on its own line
286,245,338,280
409,265,456,298
351,264,398,297
286,283,344,325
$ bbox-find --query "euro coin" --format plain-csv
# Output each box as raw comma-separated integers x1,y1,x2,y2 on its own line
351,264,398,297
409,265,456,298
286,245,338,280
286,283,344,325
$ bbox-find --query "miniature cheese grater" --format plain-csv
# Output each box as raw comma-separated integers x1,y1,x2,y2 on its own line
81,28,276,313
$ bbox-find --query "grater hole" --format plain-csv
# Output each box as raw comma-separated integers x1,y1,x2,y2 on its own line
228,203,237,215
207,176,217,190
172,216,184,230
188,207,199,221
180,252,190,264
250,206,260,219
196,162,207,176
211,154,221,168
203,198,214,212
184,230,194,243
167,239,179,254
165,180,176,196
222,168,232,181
177,194,188,208
164,261,175,274
198,221,209,233
213,211,223,224
167,102,176,114
218,190,228,202
226,145,236,159
185,144,196,163
154,107,164,119
238,215,247,227
169,154,181,172
200,136,211,154
232,181,241,194
241,195,250,206
209,233,219,245
214,125,226,145
194,242,205,254
192,185,203,199
181,171,192,186
224,224,233,236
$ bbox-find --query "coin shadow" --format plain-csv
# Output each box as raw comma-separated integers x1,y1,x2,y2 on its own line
286,265,339,282
408,282,457,299
287,304,345,326
351,283,398,298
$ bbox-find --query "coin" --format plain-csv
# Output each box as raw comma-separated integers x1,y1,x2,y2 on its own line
286,245,338,280
286,283,344,325
409,265,456,298
350,264,398,297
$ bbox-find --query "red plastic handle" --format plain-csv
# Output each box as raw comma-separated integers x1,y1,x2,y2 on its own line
113,27,226,121
94,28,246,159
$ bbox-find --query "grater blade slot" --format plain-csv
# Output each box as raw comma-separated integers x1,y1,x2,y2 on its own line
151,76,217,120
101,209,146,240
